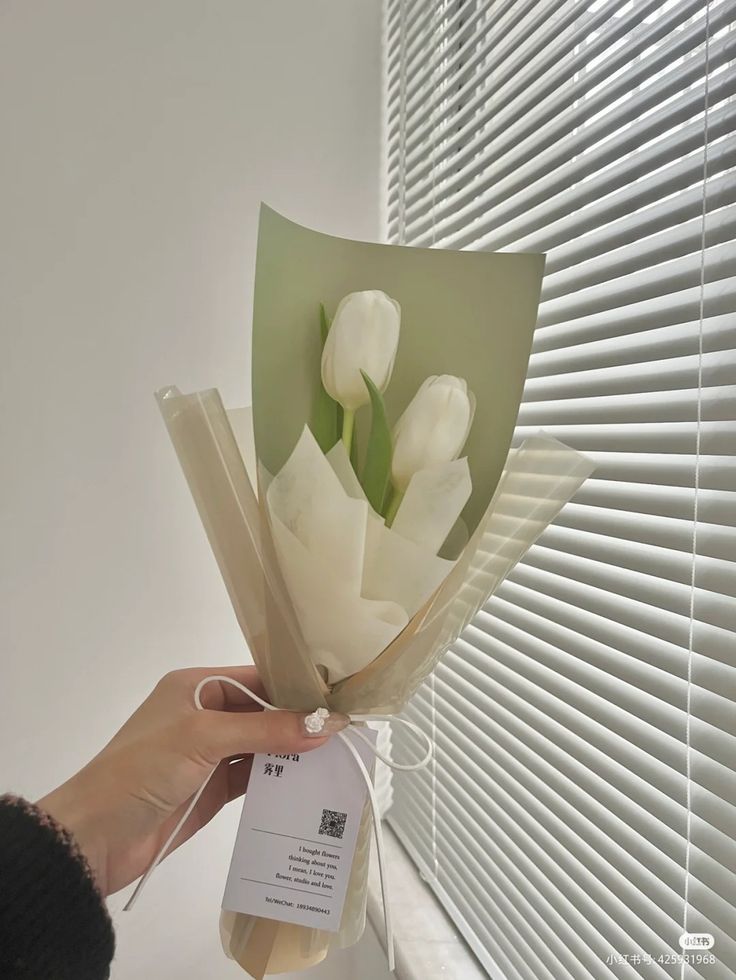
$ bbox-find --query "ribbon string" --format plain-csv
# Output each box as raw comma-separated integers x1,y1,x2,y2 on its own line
123,675,434,973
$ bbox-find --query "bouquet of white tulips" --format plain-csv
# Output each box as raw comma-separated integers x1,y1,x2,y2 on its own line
157,206,594,977
269,288,477,685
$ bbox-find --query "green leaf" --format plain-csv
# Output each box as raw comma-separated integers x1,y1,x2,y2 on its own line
310,303,339,452
319,303,330,346
359,370,392,515
326,298,347,462
349,407,357,471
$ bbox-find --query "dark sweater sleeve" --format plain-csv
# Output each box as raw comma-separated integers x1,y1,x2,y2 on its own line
0,794,115,980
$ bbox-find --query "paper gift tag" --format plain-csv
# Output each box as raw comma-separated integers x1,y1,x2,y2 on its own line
222,728,378,932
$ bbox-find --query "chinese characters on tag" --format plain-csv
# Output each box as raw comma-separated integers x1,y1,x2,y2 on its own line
263,753,301,778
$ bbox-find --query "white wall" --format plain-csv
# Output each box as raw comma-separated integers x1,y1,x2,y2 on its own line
0,2,382,977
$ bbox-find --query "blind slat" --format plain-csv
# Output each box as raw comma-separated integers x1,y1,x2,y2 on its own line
527,315,736,379
516,385,736,426
554,502,736,560
564,453,736,492
572,479,735,525
525,351,736,402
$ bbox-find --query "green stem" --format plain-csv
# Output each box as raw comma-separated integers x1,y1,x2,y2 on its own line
384,486,404,527
341,408,355,455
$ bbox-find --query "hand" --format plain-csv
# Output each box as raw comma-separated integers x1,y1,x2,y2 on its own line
37,666,349,896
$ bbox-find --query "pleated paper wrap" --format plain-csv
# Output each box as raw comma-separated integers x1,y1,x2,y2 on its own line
155,207,594,976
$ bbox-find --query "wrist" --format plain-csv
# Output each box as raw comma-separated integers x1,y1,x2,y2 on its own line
38,772,109,895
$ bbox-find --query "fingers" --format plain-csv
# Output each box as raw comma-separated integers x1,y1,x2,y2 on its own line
186,707,351,768
196,668,269,712
159,666,269,711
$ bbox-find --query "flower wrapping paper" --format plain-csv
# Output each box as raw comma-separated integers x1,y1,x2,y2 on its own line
157,205,595,977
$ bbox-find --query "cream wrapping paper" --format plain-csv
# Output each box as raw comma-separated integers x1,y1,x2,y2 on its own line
155,206,594,976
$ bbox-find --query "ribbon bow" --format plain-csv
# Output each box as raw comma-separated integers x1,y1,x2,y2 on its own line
124,675,434,973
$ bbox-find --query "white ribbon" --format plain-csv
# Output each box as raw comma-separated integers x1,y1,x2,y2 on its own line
123,675,434,973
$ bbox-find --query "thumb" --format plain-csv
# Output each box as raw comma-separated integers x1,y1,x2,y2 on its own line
187,707,351,766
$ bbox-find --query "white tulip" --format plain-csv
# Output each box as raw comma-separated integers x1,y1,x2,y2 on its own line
390,375,475,495
321,290,401,413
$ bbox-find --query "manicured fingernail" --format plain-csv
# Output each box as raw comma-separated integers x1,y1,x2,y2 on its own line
302,707,350,737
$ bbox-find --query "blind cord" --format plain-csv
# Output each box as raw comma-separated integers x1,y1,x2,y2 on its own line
428,0,441,890
682,0,711,969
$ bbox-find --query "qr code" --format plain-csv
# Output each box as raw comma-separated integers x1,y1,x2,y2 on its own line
318,808,347,840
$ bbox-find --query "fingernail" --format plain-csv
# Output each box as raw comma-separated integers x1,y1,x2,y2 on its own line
302,707,350,737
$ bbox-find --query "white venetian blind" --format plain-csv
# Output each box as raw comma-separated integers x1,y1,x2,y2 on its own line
384,2,736,978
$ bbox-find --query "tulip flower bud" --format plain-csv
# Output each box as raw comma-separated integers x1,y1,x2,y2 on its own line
321,291,401,413
390,375,475,493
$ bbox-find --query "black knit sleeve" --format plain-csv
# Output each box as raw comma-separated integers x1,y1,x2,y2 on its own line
0,794,115,980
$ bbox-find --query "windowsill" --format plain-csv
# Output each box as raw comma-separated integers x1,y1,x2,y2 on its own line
366,823,488,980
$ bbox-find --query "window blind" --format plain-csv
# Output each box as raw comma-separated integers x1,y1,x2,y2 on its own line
384,2,736,978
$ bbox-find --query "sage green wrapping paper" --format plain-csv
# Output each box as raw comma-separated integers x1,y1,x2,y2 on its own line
155,206,594,977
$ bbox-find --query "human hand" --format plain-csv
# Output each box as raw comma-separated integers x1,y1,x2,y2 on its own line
37,666,348,896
